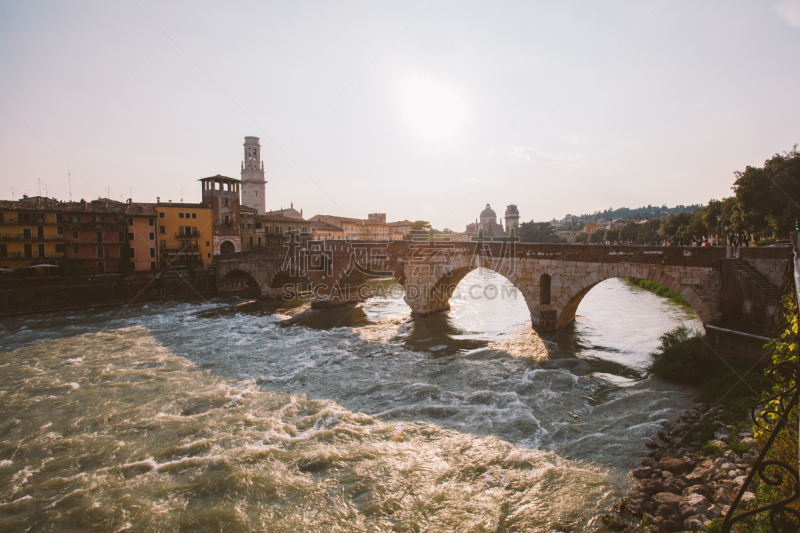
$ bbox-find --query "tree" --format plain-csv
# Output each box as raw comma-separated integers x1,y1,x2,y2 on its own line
636,219,662,245
518,221,566,243
588,230,605,244
411,220,432,232
733,145,800,238
620,221,638,243
604,228,620,243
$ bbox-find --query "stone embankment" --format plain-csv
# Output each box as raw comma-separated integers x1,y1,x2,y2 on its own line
599,403,757,532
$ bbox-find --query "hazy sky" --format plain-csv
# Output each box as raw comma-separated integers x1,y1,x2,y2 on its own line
1,1,799,230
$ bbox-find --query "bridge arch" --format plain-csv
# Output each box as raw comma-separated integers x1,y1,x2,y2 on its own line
405,256,531,317
218,268,261,294
553,265,711,329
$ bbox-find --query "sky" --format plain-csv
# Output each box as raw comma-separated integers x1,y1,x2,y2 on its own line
1,1,799,231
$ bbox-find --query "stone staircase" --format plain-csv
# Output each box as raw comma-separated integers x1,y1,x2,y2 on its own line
729,258,783,301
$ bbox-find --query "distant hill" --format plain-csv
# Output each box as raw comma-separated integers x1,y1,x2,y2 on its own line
576,204,703,223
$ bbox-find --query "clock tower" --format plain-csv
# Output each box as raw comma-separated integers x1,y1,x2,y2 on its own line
240,136,266,214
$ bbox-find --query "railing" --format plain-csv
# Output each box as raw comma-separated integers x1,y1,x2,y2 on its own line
722,251,800,532
175,231,200,238
0,235,63,241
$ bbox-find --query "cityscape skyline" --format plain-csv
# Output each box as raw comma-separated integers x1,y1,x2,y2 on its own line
2,1,799,229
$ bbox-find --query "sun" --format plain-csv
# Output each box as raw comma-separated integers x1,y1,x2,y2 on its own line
400,78,468,142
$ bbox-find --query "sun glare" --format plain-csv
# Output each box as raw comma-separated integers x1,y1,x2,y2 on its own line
401,78,468,142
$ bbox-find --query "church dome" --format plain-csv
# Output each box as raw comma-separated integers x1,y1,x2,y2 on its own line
480,204,496,219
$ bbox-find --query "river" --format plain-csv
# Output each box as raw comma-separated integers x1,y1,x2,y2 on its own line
0,273,702,532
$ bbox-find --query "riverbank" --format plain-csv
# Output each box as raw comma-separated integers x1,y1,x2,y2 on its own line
0,270,217,316
627,277,692,308
598,404,758,532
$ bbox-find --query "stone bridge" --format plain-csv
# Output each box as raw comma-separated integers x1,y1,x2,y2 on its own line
212,240,758,332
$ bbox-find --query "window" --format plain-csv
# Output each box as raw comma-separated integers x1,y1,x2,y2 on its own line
249,237,253,245
72,246,80,255
121,232,127,242
185,213,191,218
149,247,155,258
223,198,229,207
159,226,165,234
97,216,105,223
37,226,44,239
160,240,166,248
150,261,156,271
71,216,79,223
206,241,210,246
96,231,103,243
56,225,63,235
179,213,184,219
191,213,196,219
247,224,253,229
96,247,103,258
191,227,197,235
207,253,211,258
257,237,262,246
255,222,261,229
22,228,31,239
18,212,31,223
540,274,551,305
97,262,104,274
0,244,6,257
275,226,281,234
159,212,165,218
129,248,136,257
0,213,4,223
24,244,32,257
148,218,154,226
55,244,64,253
149,232,155,240
127,218,134,226
38,244,45,257
302,227,307,233
72,230,78,239
224,215,230,224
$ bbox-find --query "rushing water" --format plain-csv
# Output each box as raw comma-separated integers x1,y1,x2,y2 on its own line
0,273,702,532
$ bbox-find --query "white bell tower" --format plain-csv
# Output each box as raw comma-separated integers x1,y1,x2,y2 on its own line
240,136,266,214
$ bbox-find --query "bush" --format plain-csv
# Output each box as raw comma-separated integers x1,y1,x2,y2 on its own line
648,325,715,382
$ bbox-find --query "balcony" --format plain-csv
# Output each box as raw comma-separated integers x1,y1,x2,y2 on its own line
175,230,200,238
0,235,64,241
64,220,127,230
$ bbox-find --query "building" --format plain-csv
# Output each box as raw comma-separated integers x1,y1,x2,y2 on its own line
310,220,344,241
240,136,267,214
388,220,413,236
62,199,129,274
504,204,520,236
308,213,394,241
199,175,242,255
154,200,213,268
123,202,159,272
265,204,304,220
465,204,508,239
0,197,65,271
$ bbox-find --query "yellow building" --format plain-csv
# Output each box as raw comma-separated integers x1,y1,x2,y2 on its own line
0,197,65,271
154,202,213,268
309,213,394,241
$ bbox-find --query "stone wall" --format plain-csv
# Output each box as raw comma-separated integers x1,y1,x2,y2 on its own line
738,246,790,288
0,271,217,315
705,325,772,363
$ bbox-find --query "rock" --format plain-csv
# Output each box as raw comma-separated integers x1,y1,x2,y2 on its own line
659,457,692,475
714,487,735,505
599,514,627,531
663,476,688,495
662,513,684,531
728,469,743,478
706,503,724,519
733,475,749,487
641,527,660,533
661,470,674,479
714,430,730,440
721,462,735,471
742,452,757,464
741,491,756,503
636,478,664,496
654,448,667,461
676,447,688,456
652,492,683,512
643,501,654,513
740,437,756,448
720,480,737,491
709,439,728,450
645,440,659,449
632,467,652,479
684,514,709,531
641,458,659,468
683,485,714,500
624,492,649,516
679,493,709,519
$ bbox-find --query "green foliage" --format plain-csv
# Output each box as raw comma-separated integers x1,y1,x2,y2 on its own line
628,277,691,307
704,517,723,533
648,325,714,383
734,145,800,239
701,442,725,456
518,221,566,243
410,220,432,232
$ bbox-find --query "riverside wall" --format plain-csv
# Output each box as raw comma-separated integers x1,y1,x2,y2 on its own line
0,270,217,315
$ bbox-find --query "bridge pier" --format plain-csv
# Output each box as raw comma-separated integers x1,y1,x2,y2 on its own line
530,307,558,332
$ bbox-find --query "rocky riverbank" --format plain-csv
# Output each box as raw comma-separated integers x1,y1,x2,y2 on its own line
598,403,758,532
